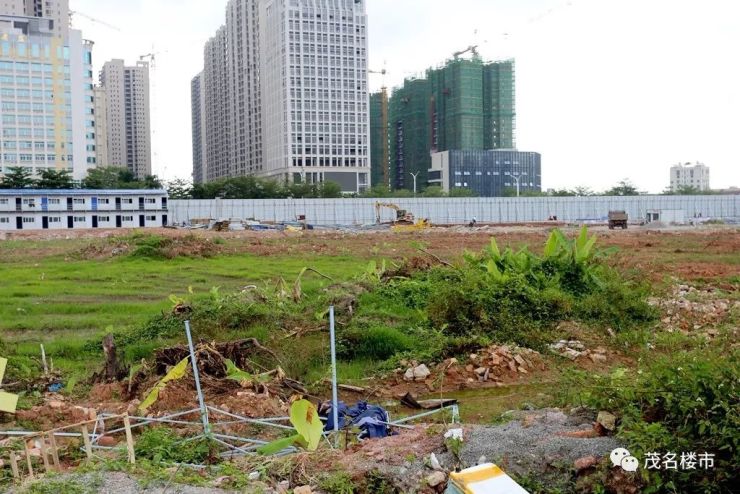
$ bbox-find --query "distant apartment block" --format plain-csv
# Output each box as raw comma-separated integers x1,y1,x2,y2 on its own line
429,149,541,197
195,0,371,193
670,162,710,192
93,85,108,166
0,189,168,231
99,59,152,179
190,72,207,184
0,12,96,180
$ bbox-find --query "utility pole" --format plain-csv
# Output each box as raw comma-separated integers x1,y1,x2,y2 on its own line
505,172,527,198
410,172,420,197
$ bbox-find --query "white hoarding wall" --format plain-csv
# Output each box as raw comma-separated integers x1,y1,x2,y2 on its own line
170,196,740,226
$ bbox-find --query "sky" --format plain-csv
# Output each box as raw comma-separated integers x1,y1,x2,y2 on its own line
69,0,740,193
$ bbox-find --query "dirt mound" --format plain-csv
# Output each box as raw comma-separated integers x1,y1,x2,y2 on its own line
71,234,223,260
651,284,738,334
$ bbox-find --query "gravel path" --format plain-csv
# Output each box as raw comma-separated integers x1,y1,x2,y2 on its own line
457,408,621,475
4,472,247,494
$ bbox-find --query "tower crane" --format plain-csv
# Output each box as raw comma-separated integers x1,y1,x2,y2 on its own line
452,45,479,59
369,66,390,187
69,11,121,32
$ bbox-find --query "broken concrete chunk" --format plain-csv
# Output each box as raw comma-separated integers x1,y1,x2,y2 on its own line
413,364,431,381
597,411,617,431
404,368,415,381
426,471,447,488
574,456,598,471
293,486,313,494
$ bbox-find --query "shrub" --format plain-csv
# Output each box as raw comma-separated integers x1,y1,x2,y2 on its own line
561,349,739,493
134,427,211,464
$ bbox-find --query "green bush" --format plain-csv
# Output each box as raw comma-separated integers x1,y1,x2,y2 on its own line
339,326,414,360
134,427,211,464
562,349,739,493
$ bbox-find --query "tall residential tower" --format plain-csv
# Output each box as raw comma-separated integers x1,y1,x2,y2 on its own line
98,59,152,178
194,0,371,193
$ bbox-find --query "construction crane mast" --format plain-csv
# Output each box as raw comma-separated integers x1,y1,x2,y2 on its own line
369,67,390,187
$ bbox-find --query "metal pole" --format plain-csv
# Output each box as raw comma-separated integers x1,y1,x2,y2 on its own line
329,306,339,445
185,320,210,436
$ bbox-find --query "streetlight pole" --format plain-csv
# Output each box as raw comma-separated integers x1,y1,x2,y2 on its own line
410,172,420,197
505,172,527,198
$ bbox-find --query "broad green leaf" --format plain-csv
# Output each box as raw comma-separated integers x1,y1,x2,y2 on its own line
257,434,301,455
488,237,501,260
139,357,189,412
486,260,502,281
576,225,589,252
289,399,323,451
544,231,560,258
576,236,597,263
224,359,255,384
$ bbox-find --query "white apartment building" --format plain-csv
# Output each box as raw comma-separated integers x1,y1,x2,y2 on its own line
196,0,370,193
0,14,96,181
99,59,152,179
670,162,710,192
0,189,169,231
1,0,68,37
259,0,370,193
203,26,230,182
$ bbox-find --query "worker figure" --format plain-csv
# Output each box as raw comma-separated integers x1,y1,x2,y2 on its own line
469,217,477,228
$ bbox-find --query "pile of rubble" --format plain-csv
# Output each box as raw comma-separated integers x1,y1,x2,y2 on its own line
462,345,545,382
400,345,546,387
650,284,737,334
549,340,609,364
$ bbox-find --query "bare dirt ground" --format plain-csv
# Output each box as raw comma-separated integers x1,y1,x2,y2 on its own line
3,225,739,283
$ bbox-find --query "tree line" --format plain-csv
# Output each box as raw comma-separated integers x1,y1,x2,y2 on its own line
0,166,162,190
0,168,721,198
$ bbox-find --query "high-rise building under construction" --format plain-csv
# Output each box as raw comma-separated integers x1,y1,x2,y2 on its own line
375,54,516,192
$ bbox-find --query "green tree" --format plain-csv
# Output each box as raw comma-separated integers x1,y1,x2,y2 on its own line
421,186,446,197
37,169,74,189
82,166,125,189
0,166,36,189
663,185,708,196
449,187,476,197
604,179,640,196
318,181,342,198
143,175,163,189
166,179,193,199
572,186,594,196
360,184,394,198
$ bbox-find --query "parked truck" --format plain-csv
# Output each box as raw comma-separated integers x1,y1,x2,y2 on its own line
608,210,628,229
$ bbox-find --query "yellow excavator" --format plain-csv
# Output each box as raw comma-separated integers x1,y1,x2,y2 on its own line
374,202,430,230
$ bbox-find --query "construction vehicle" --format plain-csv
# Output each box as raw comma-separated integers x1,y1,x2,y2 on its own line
374,202,430,231
375,202,416,225
608,210,628,230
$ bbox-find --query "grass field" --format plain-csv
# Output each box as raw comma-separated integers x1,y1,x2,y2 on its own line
1,226,738,493
2,227,737,378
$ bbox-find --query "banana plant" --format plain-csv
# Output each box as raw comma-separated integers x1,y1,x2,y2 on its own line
139,357,189,412
257,399,323,455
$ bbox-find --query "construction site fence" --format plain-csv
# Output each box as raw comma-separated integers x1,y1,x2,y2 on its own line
170,195,740,226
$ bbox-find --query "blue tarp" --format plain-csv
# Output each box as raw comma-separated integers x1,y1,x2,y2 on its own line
322,401,391,439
